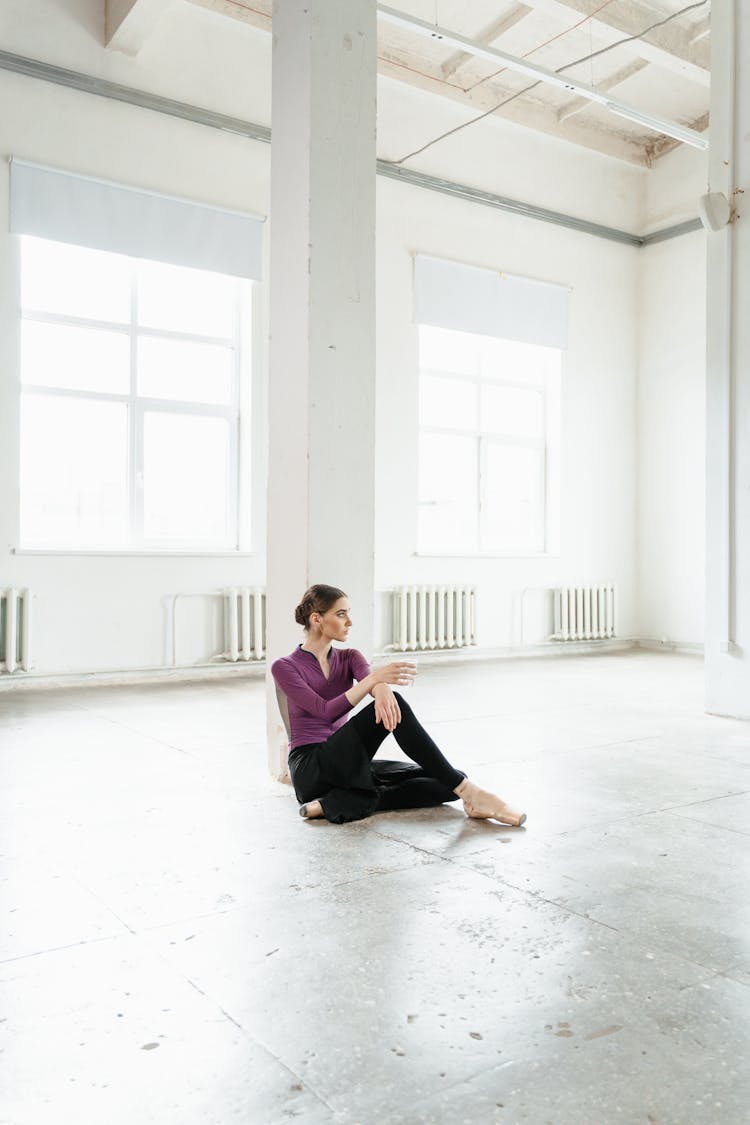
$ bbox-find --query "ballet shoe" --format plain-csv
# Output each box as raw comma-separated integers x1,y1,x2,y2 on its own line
299,799,324,819
455,779,526,827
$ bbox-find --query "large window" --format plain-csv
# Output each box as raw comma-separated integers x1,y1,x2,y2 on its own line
19,236,251,551
418,324,561,556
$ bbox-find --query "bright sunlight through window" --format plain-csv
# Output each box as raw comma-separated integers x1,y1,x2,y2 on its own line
418,324,561,556
19,237,251,551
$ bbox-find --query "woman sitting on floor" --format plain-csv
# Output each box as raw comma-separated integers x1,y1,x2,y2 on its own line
271,583,526,827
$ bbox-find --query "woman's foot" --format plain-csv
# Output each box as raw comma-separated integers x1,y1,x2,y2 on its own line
299,799,324,819
455,779,526,827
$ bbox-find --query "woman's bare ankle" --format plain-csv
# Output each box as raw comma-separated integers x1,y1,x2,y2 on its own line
299,799,324,819
456,779,526,827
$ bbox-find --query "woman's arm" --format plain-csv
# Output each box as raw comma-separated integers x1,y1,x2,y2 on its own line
271,658,354,723
347,650,412,731
344,661,416,709
372,683,402,732
272,653,416,729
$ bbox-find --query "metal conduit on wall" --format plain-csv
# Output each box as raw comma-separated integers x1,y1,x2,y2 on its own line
0,49,701,248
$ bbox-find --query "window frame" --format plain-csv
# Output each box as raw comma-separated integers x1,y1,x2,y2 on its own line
17,238,252,555
417,329,560,558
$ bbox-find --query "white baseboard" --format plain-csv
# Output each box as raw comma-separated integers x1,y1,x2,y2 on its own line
0,637,704,693
0,662,266,693
635,637,704,655
378,638,636,664
379,637,705,663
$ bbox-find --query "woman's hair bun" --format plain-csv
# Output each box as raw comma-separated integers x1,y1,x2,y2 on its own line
294,584,347,629
294,597,313,627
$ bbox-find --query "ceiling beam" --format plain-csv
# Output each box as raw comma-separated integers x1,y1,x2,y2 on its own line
441,4,531,80
185,0,271,33
378,6,707,150
135,0,704,166
377,52,650,167
688,16,711,45
557,58,649,123
105,0,173,54
519,0,709,88
645,110,709,162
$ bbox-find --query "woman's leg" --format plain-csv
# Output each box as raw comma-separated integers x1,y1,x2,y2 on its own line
454,778,526,826
290,725,384,823
348,694,464,789
353,694,526,827
294,707,458,821
375,775,458,813
293,700,526,826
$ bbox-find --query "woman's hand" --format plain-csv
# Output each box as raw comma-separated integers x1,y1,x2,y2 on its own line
372,661,417,687
347,662,417,714
373,684,401,731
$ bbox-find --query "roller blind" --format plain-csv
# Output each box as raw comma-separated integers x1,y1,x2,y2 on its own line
10,159,264,280
414,254,569,349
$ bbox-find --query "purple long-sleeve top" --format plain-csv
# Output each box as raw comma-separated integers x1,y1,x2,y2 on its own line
271,646,372,750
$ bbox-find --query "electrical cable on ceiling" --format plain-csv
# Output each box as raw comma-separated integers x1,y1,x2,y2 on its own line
380,52,467,92
558,0,709,76
385,0,710,166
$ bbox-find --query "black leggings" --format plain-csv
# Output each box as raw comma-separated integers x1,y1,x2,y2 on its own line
288,692,465,824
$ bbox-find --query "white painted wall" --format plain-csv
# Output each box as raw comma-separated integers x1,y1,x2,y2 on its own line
379,77,644,653
637,145,707,648
374,173,639,650
0,69,270,675
0,0,273,125
376,77,646,234
643,144,707,234
636,231,706,647
0,1,671,675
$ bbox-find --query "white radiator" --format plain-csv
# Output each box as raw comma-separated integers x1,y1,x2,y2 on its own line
222,587,266,661
552,584,616,641
393,585,475,651
1,588,32,674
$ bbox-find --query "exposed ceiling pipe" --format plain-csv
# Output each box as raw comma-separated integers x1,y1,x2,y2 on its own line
377,4,708,152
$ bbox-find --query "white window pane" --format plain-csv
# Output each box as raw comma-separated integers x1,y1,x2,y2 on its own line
482,443,542,552
20,236,130,324
138,336,234,405
479,335,559,384
137,260,236,338
20,395,128,547
419,325,480,376
143,412,234,544
481,383,543,439
419,432,477,551
420,374,476,431
21,320,130,395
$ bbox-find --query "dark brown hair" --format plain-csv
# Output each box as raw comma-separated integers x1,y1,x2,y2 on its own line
294,584,347,630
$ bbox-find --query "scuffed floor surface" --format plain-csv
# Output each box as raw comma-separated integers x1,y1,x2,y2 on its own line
1,650,749,1125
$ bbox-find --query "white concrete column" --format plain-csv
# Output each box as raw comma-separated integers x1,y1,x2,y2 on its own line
105,0,170,53
266,0,377,776
705,1,750,717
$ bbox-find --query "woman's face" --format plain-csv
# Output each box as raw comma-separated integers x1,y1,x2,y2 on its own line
314,597,352,642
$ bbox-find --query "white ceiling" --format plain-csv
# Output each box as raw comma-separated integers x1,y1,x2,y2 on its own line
104,0,709,168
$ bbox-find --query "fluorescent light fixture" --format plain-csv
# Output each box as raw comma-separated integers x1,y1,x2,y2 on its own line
377,4,708,152
604,102,707,148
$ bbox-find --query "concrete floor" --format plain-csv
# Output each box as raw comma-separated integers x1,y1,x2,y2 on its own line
1,650,749,1125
